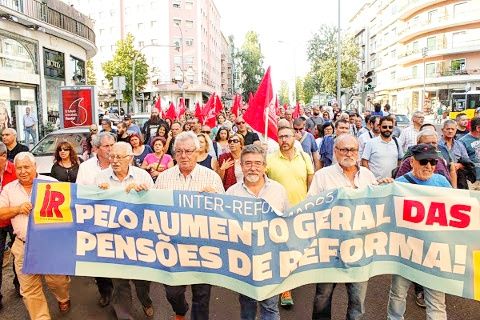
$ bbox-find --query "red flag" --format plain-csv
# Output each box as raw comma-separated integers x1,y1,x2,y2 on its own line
292,102,301,119
214,94,223,114
231,94,241,117
177,98,186,118
201,94,218,128
243,67,278,141
165,102,177,121
283,103,288,111
195,101,202,121
154,97,161,113
274,95,280,116
248,92,254,109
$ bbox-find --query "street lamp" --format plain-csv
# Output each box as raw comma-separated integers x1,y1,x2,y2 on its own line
175,22,185,102
132,43,178,114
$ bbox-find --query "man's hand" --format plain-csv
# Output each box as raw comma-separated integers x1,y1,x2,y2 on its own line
18,202,32,215
377,177,394,184
126,183,149,193
98,183,110,190
201,186,216,193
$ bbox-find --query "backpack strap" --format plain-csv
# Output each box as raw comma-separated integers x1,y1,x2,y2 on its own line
392,136,401,160
403,173,417,184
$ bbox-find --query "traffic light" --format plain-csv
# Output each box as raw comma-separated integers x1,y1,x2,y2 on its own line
364,70,374,91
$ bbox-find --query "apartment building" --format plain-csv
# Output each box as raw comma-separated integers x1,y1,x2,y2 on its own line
349,0,480,115
68,0,229,110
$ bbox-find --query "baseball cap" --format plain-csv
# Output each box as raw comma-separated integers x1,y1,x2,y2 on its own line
123,114,132,120
411,144,439,161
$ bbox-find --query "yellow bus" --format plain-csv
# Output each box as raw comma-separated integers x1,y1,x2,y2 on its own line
450,91,480,119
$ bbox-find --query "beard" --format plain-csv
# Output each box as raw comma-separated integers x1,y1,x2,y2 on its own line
151,115,160,122
381,131,392,138
313,112,320,116
245,174,260,183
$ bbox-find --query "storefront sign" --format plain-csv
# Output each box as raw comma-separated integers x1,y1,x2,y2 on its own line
59,86,96,128
43,48,65,80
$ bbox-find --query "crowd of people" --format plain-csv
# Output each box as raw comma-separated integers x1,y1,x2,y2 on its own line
0,101,479,320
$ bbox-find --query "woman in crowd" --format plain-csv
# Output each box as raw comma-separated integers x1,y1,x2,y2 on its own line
196,133,218,171
50,141,81,182
322,111,330,121
183,122,192,132
316,122,334,151
214,126,230,158
141,137,173,181
129,133,152,167
218,133,244,190
147,123,170,146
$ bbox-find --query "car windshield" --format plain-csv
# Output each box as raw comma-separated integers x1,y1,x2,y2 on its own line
31,132,87,156
133,117,149,129
396,115,409,123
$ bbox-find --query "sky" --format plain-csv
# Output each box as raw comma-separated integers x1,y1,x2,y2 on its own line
215,0,362,94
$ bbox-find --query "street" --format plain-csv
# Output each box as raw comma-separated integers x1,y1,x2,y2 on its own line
1,259,480,319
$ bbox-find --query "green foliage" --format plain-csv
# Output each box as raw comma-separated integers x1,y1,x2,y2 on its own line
237,31,264,101
102,33,149,103
303,73,316,104
278,80,290,105
295,77,304,103
307,25,359,95
86,59,96,85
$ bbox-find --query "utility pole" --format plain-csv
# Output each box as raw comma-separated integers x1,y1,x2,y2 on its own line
422,47,428,112
336,0,342,109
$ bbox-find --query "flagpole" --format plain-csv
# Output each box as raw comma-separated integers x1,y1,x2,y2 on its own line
264,108,268,143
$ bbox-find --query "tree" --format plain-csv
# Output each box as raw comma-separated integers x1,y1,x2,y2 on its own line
303,73,316,104
237,31,264,101
86,59,96,85
278,80,290,105
102,33,149,103
307,25,359,95
295,77,304,103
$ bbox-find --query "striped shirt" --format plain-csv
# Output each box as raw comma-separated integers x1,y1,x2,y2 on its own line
154,164,224,193
95,166,154,189
398,125,419,153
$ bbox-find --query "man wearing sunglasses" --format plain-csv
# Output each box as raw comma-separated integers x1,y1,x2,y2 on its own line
235,116,259,146
387,143,450,320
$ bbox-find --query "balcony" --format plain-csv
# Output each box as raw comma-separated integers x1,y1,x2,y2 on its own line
0,0,96,56
397,42,480,66
398,0,450,21
398,10,480,44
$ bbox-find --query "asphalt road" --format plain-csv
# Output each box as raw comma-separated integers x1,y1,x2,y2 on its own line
1,259,480,320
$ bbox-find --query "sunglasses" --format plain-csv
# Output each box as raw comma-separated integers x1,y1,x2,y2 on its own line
381,125,393,129
236,121,245,125
419,159,438,166
228,139,240,143
90,129,98,132
59,148,71,151
201,130,211,134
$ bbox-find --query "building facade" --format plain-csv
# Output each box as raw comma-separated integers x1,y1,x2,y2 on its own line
0,0,96,139
68,0,228,112
349,0,480,115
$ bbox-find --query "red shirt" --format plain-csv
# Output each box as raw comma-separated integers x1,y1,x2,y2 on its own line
0,161,17,227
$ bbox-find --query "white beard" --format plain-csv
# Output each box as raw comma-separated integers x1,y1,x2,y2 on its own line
245,174,260,183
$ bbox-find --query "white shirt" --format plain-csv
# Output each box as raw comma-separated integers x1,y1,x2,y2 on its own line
95,166,154,189
76,156,110,185
0,176,56,241
308,163,377,195
226,176,290,216
155,164,224,193
358,130,376,157
362,137,402,179
398,125,419,153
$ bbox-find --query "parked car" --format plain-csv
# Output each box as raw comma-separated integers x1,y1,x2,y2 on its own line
131,113,150,131
395,114,410,129
31,126,90,175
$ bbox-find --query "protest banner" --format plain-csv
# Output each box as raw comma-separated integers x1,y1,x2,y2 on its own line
23,181,480,301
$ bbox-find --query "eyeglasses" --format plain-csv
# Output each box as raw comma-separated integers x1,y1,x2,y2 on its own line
109,154,131,161
278,134,293,140
228,139,240,144
174,149,196,156
419,159,438,166
335,147,359,154
381,125,393,129
90,129,98,133
201,130,211,134
59,148,71,152
236,121,245,125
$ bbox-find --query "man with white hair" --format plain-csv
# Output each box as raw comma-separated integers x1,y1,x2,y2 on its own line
95,142,155,318
0,152,71,318
2,128,29,161
155,131,224,320
309,134,392,320
398,111,424,152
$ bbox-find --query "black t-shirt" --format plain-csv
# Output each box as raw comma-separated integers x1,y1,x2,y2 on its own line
143,119,168,144
241,131,260,146
7,143,29,162
455,128,469,140
50,162,80,182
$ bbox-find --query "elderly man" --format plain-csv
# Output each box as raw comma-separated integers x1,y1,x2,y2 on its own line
95,142,155,319
0,152,70,318
387,144,449,320
309,134,392,320
76,132,115,306
155,131,224,320
0,142,19,308
2,128,29,162
226,145,289,320
460,116,480,190
398,111,424,152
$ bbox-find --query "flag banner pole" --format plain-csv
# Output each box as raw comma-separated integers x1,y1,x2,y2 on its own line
264,108,269,143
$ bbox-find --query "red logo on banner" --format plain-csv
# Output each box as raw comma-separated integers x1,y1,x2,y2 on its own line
61,88,94,128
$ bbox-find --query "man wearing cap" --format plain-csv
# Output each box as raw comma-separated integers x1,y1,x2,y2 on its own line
387,143,450,320
123,114,141,135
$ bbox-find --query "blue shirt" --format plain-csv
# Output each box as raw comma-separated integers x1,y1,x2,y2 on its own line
300,131,318,161
459,133,480,181
396,172,451,187
319,135,335,167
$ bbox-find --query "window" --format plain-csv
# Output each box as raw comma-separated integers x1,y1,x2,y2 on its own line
185,20,194,28
390,71,396,80
454,2,468,17
451,58,466,71
138,23,144,30
174,56,182,65
173,37,181,47
184,56,194,65
138,41,144,47
173,0,181,8
173,19,181,26
426,37,436,51
185,1,193,9
185,39,193,46
426,63,436,77
452,31,466,46
390,49,396,59
412,41,419,52
427,9,438,23
412,65,418,78
151,21,157,29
